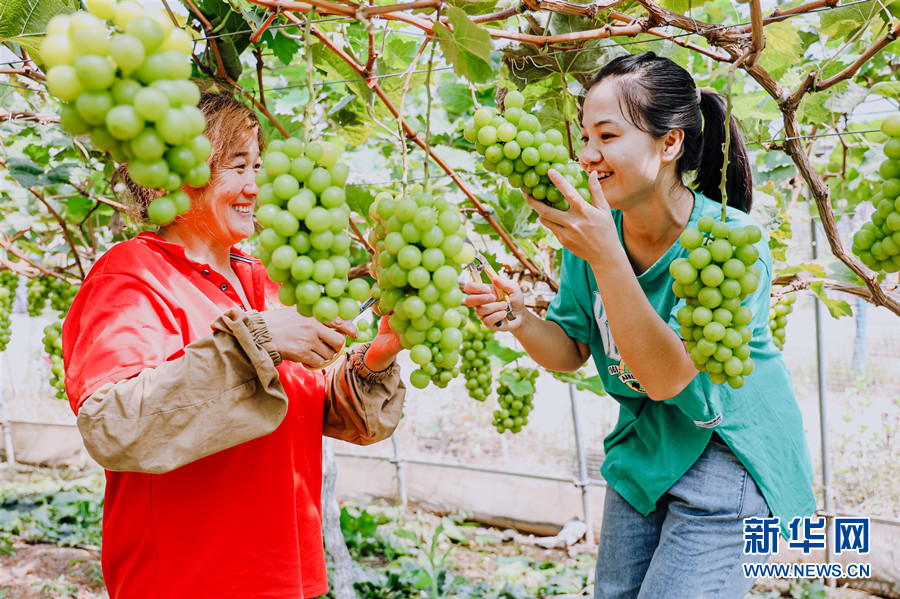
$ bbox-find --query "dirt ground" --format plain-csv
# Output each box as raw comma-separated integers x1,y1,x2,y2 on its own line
1,541,890,599
0,543,106,599
0,537,890,599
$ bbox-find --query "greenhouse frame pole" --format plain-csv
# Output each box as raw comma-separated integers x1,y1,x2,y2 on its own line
812,220,834,582
0,352,16,465
391,434,407,509
569,382,594,544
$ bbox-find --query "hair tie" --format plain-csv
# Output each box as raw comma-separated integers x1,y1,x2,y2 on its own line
696,87,702,103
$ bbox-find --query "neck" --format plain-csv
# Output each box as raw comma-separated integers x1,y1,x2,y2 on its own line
158,224,233,272
621,183,694,248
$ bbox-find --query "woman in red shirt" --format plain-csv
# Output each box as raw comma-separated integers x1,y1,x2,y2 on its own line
63,92,406,599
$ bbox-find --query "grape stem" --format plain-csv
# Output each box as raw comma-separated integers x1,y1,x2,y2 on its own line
396,37,431,189
26,188,85,280
303,8,316,146
423,40,436,189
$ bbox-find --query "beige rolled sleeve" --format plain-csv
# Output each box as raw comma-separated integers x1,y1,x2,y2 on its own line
76,308,288,474
322,342,406,445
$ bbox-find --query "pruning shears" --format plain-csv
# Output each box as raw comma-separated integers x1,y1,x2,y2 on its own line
465,236,516,326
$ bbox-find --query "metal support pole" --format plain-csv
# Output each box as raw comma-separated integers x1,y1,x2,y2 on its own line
0,351,16,465
391,434,407,509
569,382,593,544
811,219,833,584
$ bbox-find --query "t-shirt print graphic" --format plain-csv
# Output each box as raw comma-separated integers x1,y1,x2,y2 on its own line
593,291,647,395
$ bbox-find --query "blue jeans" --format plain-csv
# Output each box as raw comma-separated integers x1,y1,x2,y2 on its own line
594,437,771,599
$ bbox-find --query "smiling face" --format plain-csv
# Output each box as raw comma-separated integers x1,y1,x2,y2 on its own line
579,78,683,211
178,131,262,247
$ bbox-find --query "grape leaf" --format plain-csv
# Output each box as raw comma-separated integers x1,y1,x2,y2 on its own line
66,195,93,216
498,371,535,397
818,0,880,43
43,163,76,186
776,263,827,278
5,157,44,188
445,0,500,16
868,80,900,100
345,184,376,227
808,281,853,319
0,0,74,61
433,7,493,84
825,261,866,286
260,30,301,66
553,371,607,396
758,22,803,80
486,340,526,366
437,82,479,117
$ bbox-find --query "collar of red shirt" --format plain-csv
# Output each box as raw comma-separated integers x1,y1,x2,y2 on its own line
136,231,254,266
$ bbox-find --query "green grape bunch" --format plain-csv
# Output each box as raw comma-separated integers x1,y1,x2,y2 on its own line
769,293,796,351
367,189,477,389
0,271,19,352
26,277,52,317
427,306,470,389
461,317,495,402
347,313,378,347
254,137,370,325
670,216,763,389
463,90,589,210
41,3,210,225
493,366,539,434
850,115,900,274
43,321,67,400
47,277,81,316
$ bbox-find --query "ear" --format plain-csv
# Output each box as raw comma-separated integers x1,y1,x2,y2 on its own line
660,129,685,163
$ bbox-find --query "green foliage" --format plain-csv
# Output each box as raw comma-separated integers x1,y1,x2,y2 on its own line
340,505,406,561
0,472,104,552
433,8,495,84
0,0,75,60
749,578,827,599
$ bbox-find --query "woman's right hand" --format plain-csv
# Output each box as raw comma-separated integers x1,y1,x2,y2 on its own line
260,308,357,368
462,276,525,332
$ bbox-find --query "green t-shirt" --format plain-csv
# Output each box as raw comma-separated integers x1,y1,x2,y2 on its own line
545,190,816,536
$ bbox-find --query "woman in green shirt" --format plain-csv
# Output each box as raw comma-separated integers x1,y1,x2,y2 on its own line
464,52,815,598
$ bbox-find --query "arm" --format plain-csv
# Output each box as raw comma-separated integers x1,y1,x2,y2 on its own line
588,244,698,400
532,170,697,400
322,314,406,445
77,306,368,473
76,309,289,473
463,279,591,373
322,341,406,445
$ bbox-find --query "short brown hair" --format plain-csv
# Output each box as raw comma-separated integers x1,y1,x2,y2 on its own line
114,90,264,222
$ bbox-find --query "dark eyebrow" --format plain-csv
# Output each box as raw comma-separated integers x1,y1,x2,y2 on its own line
592,119,617,128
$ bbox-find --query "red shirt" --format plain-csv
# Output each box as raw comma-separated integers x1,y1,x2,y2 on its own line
63,232,328,599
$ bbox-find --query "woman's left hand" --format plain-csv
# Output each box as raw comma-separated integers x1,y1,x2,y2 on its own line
529,169,620,265
364,315,403,372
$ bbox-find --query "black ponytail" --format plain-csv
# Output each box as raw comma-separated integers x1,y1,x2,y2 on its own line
582,52,753,213
694,90,753,213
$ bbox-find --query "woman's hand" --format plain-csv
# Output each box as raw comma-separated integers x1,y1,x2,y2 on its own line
462,276,525,332
530,170,620,265
260,308,357,368
364,315,403,372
